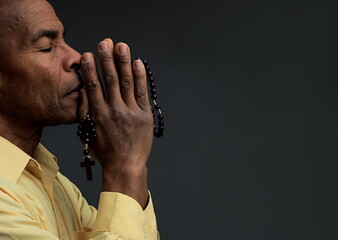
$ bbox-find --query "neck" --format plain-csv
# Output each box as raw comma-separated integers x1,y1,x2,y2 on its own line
0,118,43,156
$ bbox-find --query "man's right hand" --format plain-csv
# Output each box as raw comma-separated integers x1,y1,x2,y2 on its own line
78,39,154,209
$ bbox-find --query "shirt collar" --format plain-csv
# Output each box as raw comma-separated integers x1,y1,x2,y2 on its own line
0,136,58,183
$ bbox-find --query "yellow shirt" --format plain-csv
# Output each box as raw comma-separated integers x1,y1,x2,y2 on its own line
0,136,159,240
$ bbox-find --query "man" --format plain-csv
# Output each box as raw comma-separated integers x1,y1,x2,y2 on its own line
0,0,159,239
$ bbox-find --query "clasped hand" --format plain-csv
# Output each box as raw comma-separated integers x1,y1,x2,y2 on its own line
78,39,153,208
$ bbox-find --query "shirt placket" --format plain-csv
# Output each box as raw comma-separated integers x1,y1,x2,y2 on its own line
40,163,70,240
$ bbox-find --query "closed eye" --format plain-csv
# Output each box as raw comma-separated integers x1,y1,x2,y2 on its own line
40,46,52,52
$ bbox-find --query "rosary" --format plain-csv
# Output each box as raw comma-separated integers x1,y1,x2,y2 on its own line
77,59,164,180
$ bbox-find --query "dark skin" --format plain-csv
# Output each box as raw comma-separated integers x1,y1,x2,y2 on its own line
80,41,153,207
0,0,152,208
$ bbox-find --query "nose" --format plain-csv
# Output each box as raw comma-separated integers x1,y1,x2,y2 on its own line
63,43,82,72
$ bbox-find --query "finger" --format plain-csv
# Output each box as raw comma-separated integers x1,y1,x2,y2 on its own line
114,43,136,105
81,52,106,112
98,39,122,104
77,88,89,120
133,59,150,110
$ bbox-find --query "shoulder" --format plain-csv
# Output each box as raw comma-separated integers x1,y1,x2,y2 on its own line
0,174,27,201
0,173,38,219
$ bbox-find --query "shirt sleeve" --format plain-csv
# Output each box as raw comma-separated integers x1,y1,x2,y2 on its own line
60,173,159,240
88,191,159,240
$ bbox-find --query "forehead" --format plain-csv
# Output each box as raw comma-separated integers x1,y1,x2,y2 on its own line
5,0,62,41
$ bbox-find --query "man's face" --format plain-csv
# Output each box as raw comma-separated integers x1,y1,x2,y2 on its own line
0,0,82,127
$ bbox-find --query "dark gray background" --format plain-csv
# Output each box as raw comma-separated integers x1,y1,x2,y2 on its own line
43,0,338,239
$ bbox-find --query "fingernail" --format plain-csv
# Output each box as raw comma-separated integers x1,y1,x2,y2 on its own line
118,44,127,55
134,59,143,70
99,41,108,51
82,53,91,63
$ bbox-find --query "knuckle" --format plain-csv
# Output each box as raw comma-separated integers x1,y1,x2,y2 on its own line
121,77,133,89
86,79,100,90
94,112,106,124
84,63,95,72
135,118,146,127
110,108,153,132
110,107,125,120
91,108,103,117
134,70,146,79
137,112,153,128
135,87,147,98
118,57,131,65
104,73,118,87
145,112,154,124
92,110,108,125
128,112,143,126
100,52,113,62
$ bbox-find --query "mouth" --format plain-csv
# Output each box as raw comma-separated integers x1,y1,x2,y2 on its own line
65,71,84,97
66,84,83,96
65,83,84,97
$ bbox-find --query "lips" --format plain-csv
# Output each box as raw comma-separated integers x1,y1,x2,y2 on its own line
65,71,84,96
65,83,83,96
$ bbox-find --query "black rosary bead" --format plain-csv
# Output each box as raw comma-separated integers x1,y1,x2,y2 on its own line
140,58,164,138
158,120,164,127
147,71,153,77
78,113,97,144
78,112,97,180
151,94,157,100
154,130,163,138
155,104,161,110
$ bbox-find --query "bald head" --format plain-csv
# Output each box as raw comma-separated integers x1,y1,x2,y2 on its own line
0,0,53,50
0,0,26,46
0,0,14,30
0,0,19,8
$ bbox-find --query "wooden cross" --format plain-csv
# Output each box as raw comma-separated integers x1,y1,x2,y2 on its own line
80,157,95,180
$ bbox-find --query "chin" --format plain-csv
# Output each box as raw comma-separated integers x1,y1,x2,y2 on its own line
63,111,80,125
44,110,78,126
62,116,79,125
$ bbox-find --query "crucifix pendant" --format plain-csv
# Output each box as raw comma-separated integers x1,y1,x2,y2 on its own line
80,155,95,180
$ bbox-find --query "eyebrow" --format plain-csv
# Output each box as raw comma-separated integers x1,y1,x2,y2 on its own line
32,29,66,43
